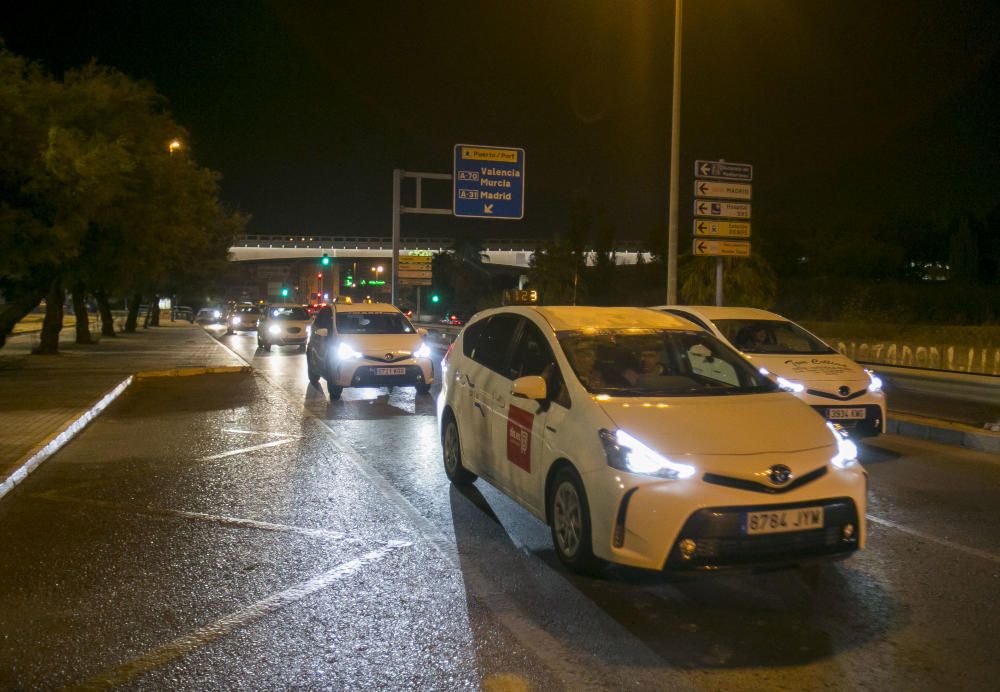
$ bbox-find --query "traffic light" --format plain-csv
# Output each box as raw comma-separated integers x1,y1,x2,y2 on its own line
280,287,289,297
316,273,323,280
321,254,330,266
431,294,440,303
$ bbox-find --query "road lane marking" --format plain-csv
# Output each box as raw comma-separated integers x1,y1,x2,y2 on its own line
198,437,296,460
867,514,1000,565
29,490,354,543
70,541,412,690
221,428,302,437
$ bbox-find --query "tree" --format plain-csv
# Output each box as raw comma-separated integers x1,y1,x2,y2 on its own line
679,253,777,308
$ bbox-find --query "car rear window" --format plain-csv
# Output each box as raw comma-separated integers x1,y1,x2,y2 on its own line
268,307,309,320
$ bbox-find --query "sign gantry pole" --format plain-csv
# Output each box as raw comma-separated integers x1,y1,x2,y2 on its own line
666,0,683,305
391,168,402,305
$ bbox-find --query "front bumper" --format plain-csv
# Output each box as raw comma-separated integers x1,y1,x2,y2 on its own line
586,462,867,571
330,358,434,388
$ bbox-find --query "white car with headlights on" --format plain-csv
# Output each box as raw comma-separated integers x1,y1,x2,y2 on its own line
652,306,886,438
258,305,311,352
306,303,434,400
437,306,866,575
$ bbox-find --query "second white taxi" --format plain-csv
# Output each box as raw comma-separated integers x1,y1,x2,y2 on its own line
438,306,866,574
258,305,311,351
652,306,886,437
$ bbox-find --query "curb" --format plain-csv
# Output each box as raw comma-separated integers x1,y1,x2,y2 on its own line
0,364,252,503
887,411,1000,453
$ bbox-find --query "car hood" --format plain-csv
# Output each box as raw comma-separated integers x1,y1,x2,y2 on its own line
597,392,835,457
338,333,423,357
745,353,868,385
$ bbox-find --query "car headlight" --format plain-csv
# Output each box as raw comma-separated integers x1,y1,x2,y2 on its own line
268,324,281,335
414,343,431,359
599,429,696,480
212,310,221,318
337,342,362,360
827,422,859,468
233,316,241,324
776,376,805,393
865,369,883,393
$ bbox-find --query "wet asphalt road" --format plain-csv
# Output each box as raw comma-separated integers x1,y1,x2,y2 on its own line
1,327,999,690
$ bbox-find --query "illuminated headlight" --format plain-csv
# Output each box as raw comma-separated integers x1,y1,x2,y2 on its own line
337,342,362,360
776,376,805,393
414,343,432,359
268,324,281,335
827,422,859,468
599,429,696,480
212,310,221,319
232,316,241,324
866,369,883,393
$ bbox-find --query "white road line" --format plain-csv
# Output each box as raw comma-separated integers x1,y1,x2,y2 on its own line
220,428,302,437
198,437,296,460
867,514,1000,565
71,542,412,691
30,491,352,543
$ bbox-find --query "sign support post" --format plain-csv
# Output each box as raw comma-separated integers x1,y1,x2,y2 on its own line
390,169,452,306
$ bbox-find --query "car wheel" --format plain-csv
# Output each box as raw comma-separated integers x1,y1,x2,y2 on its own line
226,328,234,335
262,341,271,351
298,344,306,353
328,385,343,400
416,382,432,395
549,467,604,574
441,415,476,485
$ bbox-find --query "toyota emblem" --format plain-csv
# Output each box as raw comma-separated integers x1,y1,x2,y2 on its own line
384,353,394,362
838,385,850,397
768,464,793,485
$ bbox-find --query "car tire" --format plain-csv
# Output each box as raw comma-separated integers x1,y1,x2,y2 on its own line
441,415,477,485
226,328,234,335
416,382,432,395
549,466,604,575
263,342,271,351
298,344,306,353
328,385,343,400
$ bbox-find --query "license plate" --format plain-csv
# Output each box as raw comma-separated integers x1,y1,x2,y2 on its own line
744,507,824,535
375,367,406,376
828,408,866,420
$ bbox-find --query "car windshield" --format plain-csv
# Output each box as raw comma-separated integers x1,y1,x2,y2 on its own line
267,307,309,320
557,329,776,397
336,312,414,334
713,319,836,355
237,307,260,315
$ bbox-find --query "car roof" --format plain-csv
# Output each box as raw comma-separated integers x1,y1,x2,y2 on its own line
332,302,402,314
651,305,786,322
477,306,693,332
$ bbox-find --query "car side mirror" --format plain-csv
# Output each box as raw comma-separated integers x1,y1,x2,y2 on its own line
512,375,547,401
313,328,328,338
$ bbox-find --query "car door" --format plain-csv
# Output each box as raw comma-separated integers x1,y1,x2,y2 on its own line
461,313,522,487
492,318,572,514
308,307,334,373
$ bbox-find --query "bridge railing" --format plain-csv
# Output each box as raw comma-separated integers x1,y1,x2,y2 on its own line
234,235,649,253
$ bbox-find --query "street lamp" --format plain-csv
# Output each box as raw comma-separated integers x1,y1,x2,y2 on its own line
168,139,182,154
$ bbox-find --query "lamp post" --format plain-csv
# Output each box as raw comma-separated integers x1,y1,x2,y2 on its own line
168,139,182,155
666,0,683,305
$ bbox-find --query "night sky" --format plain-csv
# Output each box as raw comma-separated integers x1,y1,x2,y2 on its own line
3,1,999,248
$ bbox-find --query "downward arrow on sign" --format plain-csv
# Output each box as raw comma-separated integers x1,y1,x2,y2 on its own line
484,204,494,214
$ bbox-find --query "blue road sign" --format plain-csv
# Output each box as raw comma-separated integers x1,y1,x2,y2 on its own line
694,160,753,181
453,144,525,219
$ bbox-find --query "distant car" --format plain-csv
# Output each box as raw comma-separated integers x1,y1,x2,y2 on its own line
439,311,466,326
195,307,224,324
305,303,325,317
306,302,434,400
172,306,194,322
226,305,262,334
258,305,311,351
651,306,886,437
437,305,867,574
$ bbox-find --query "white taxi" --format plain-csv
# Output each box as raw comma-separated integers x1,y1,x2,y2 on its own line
258,305,311,351
653,306,886,438
437,306,866,574
306,303,433,400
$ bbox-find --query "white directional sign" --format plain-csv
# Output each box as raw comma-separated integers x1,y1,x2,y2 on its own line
693,220,751,239
694,199,751,218
694,160,753,181
694,181,751,200
693,239,751,257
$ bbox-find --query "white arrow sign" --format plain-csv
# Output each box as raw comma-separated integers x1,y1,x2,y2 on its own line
483,203,494,214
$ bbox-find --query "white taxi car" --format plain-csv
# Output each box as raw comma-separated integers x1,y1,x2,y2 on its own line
652,306,886,438
258,305,311,351
306,303,433,400
437,306,866,574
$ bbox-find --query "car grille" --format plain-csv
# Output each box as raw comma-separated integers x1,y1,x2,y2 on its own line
664,498,859,570
807,387,868,400
702,466,827,494
287,327,302,334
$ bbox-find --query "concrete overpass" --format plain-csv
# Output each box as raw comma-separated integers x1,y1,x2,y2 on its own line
229,235,653,268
